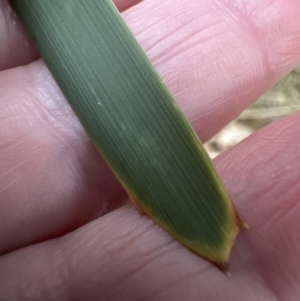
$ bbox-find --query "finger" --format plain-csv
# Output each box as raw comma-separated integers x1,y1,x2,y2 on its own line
1,111,300,301
215,111,300,299
1,0,300,255
0,0,39,70
124,0,300,141
0,62,127,255
0,0,141,70
114,0,142,11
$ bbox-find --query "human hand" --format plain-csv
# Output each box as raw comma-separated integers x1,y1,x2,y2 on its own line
1,0,300,300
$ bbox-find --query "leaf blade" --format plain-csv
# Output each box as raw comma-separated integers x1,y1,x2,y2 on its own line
11,0,243,265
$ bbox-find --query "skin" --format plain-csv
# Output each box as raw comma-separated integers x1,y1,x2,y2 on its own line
0,0,300,300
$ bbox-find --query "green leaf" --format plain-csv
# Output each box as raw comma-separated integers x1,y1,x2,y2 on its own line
10,0,244,267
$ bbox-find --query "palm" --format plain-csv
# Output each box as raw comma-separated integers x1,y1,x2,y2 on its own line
1,0,300,300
